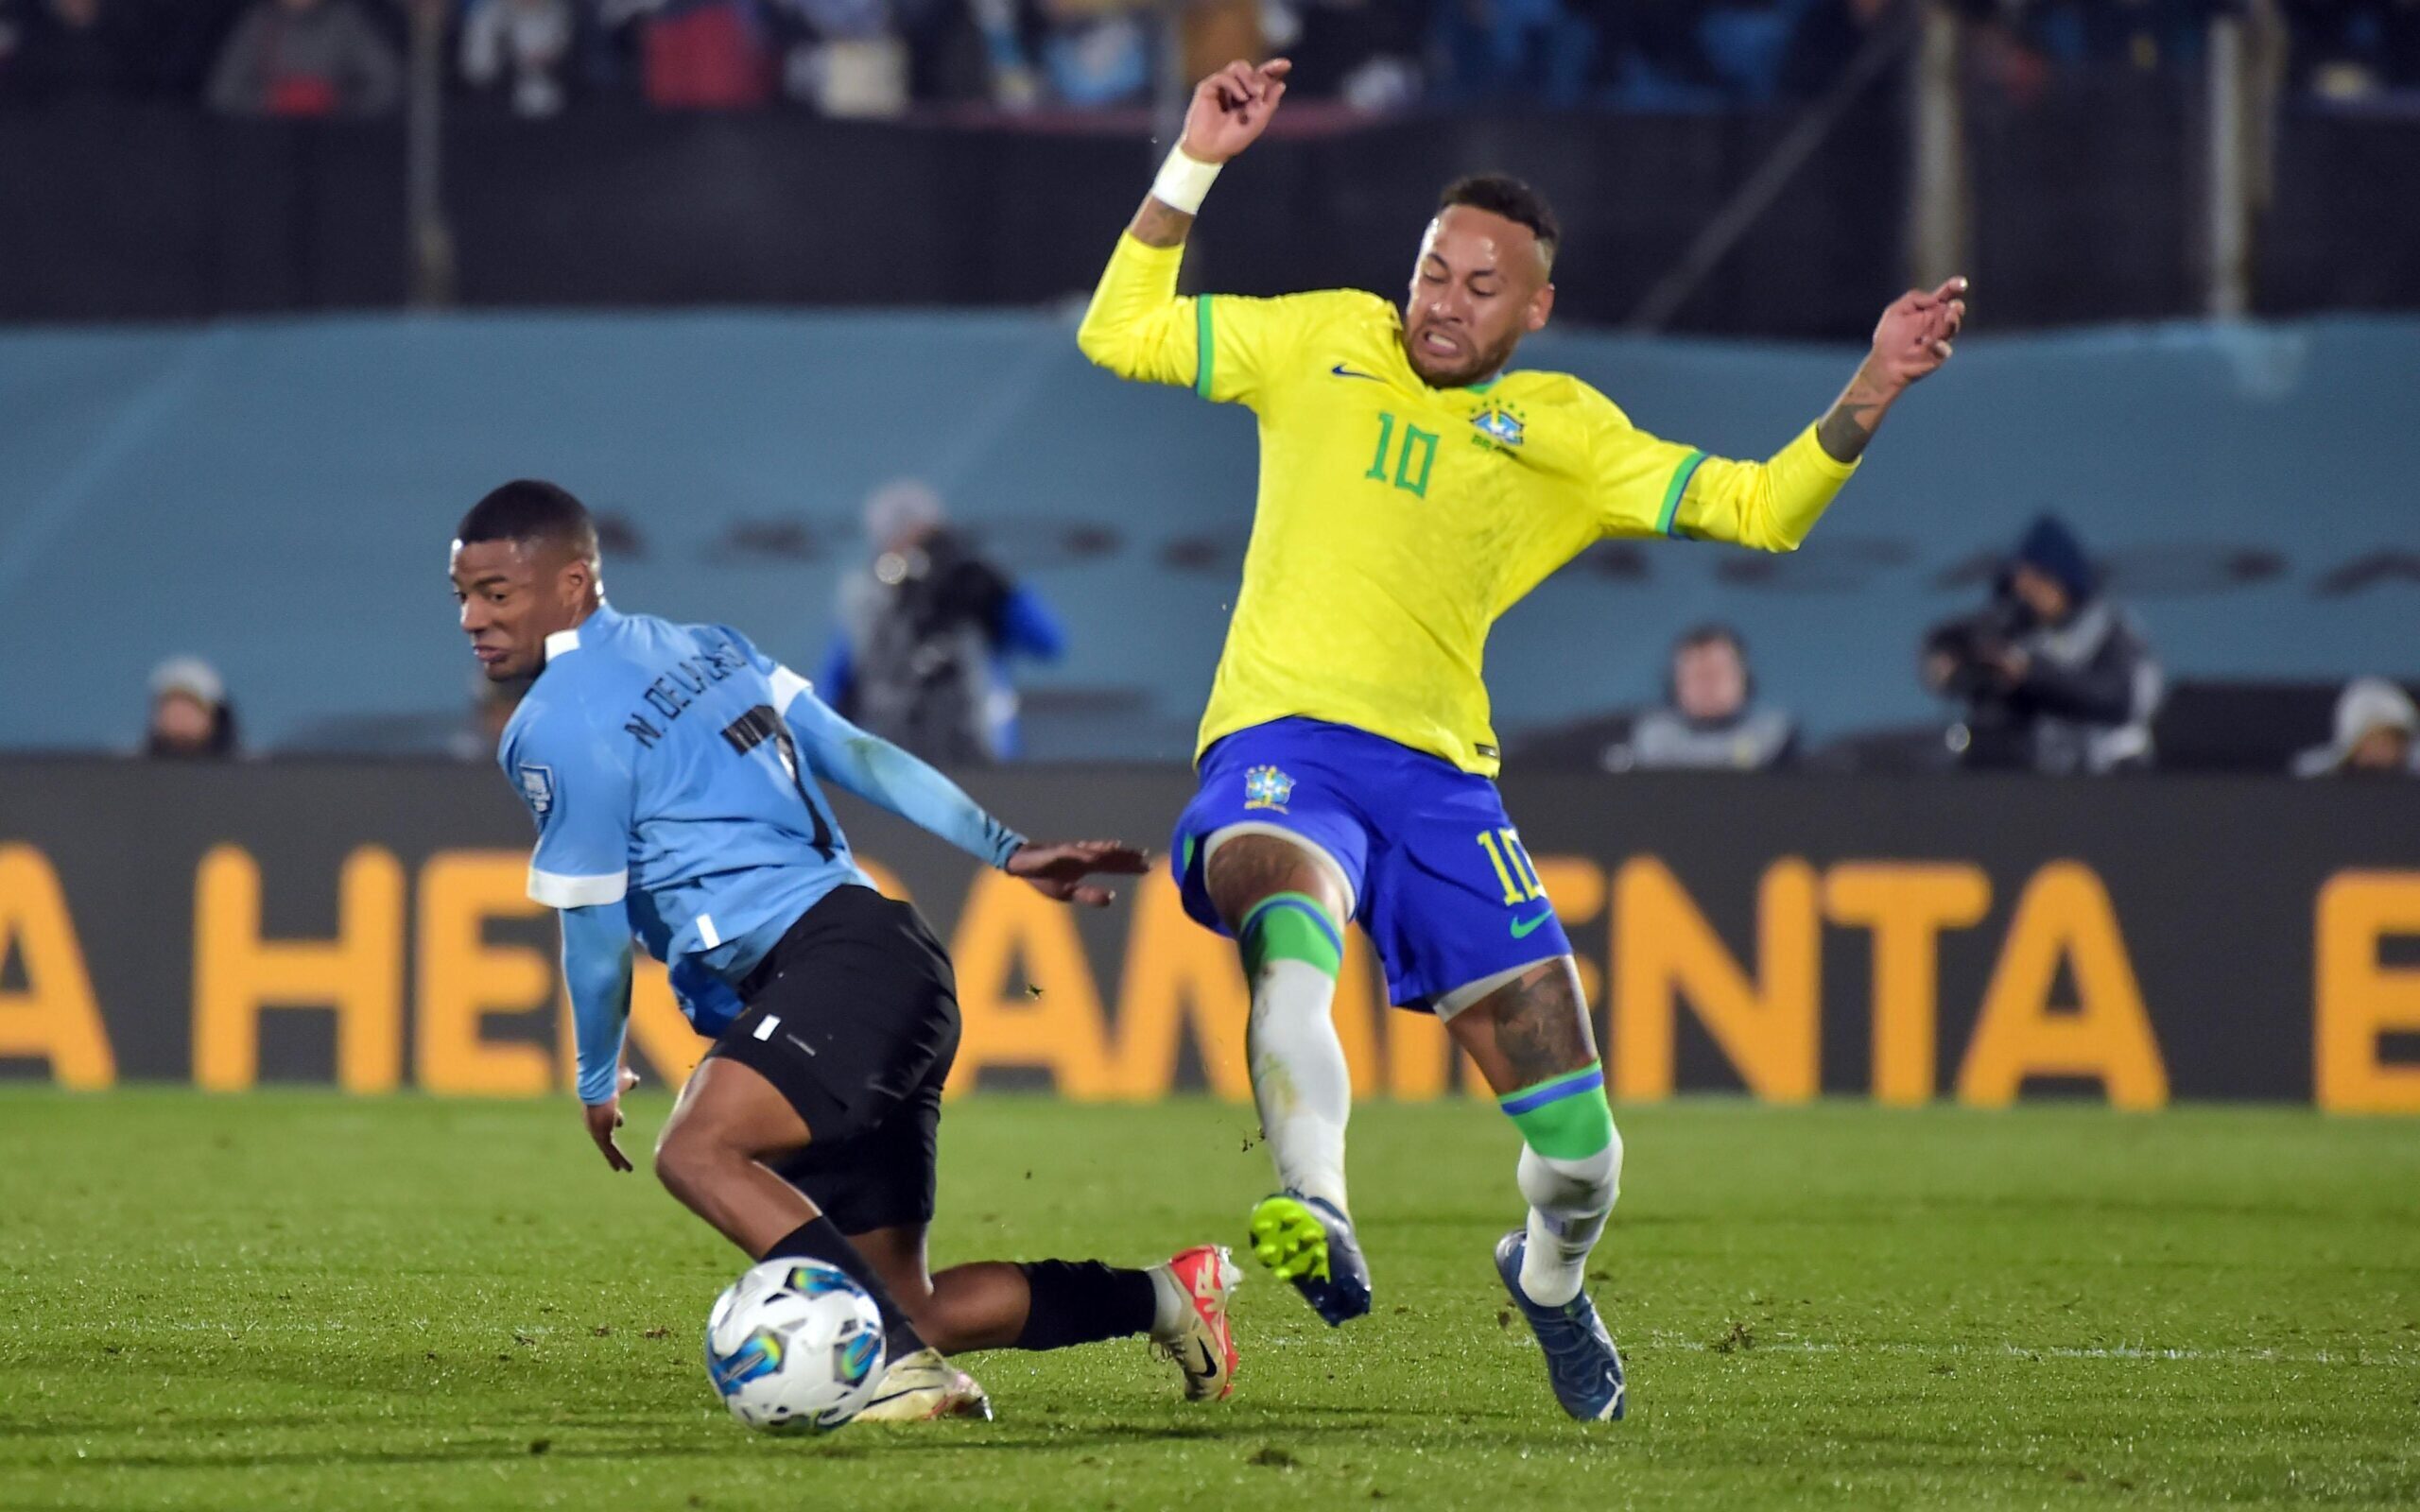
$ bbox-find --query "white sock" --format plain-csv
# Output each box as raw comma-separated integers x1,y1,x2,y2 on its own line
1248,957,1352,1215
1145,1263,1186,1340
1515,1135,1622,1308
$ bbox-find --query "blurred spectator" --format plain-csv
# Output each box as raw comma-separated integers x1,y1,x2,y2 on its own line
1036,0,1150,107
1922,513,2161,773
145,657,240,759
1435,0,1599,105
1268,0,1424,109
6,0,143,100
460,0,576,117
206,0,402,117
1577,0,1730,100
771,0,908,114
818,478,1065,765
2294,677,2419,777
630,0,772,110
2284,0,2420,96
1608,623,1799,771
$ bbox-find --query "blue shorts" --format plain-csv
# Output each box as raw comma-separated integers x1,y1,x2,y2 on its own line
1173,718,1573,1010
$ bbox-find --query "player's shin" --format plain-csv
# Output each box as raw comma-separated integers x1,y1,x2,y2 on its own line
1005,1260,1164,1349
1238,893,1351,1213
763,1216,930,1360
1503,1067,1622,1307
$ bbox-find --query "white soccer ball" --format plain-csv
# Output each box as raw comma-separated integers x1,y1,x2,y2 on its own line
703,1258,888,1434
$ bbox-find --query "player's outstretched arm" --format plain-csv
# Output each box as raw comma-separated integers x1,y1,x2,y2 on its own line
1075,58,1288,384
1126,58,1288,248
1815,277,1968,464
1643,278,1968,553
781,692,1149,906
559,902,636,1171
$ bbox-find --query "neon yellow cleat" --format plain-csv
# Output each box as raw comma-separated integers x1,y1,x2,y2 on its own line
1247,1191,1372,1325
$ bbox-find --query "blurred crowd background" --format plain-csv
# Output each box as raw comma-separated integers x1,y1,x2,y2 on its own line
4,0,2418,117
0,0,2411,780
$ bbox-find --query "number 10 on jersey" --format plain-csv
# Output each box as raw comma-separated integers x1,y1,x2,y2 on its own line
1365,412,1437,499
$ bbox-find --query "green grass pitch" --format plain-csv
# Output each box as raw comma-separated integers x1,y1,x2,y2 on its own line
1,1091,2414,1511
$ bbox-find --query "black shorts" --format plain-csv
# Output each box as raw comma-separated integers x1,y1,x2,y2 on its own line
702,885,959,1235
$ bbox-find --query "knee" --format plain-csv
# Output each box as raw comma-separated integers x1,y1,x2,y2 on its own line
1205,833,1348,931
651,1114,730,1198
1516,1123,1621,1212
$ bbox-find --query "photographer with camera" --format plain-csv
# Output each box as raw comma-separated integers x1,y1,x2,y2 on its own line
1921,514,2161,774
818,478,1066,767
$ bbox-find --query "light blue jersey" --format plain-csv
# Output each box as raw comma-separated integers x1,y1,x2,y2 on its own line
498,603,1025,1102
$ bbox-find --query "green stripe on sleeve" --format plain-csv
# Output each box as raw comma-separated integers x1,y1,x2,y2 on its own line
1194,295,1216,400
1656,449,1706,539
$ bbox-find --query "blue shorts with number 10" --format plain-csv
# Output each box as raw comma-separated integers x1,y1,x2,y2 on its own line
1173,717,1570,1011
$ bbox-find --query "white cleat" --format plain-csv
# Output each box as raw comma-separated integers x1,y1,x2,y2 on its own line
1153,1245,1242,1402
855,1347,994,1423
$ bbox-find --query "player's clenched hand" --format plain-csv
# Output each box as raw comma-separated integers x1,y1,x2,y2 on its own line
1005,839,1152,907
1180,58,1290,163
1869,277,1969,389
584,1093,634,1173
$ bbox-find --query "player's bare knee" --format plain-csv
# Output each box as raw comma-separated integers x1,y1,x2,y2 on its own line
1205,833,1342,930
651,1112,734,1197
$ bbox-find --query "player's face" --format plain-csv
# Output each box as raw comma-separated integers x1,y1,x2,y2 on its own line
1403,206,1553,388
449,538,587,681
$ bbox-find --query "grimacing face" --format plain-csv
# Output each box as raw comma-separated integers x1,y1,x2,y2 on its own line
1402,204,1554,388
449,537,592,682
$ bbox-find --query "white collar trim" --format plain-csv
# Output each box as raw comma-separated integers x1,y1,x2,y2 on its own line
544,627,581,660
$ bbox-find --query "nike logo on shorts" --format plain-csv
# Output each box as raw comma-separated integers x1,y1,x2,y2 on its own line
1510,910,1554,939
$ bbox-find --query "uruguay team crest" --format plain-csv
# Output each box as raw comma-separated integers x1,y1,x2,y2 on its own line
517,763,556,817
1243,765,1294,812
1471,401,1527,448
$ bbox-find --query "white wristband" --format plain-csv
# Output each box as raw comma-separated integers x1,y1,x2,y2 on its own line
1150,146,1222,216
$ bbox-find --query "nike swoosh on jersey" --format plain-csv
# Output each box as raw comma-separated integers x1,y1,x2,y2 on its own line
1510,911,1555,939
1329,363,1385,382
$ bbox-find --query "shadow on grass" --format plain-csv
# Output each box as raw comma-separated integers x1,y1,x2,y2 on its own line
58,1411,1539,1473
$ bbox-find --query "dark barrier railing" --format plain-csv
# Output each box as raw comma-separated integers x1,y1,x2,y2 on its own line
3,761,2415,1110
4,95,2414,333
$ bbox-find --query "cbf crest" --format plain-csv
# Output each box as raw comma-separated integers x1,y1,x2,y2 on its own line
517,763,556,817
1470,399,1527,448
1243,765,1294,812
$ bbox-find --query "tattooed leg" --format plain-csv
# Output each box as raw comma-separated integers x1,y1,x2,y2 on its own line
1449,960,1622,1308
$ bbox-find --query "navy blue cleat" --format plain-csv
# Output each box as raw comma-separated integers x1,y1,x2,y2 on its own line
1494,1228,1626,1421
1247,1192,1373,1326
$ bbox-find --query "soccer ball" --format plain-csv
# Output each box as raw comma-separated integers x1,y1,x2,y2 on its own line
703,1258,888,1434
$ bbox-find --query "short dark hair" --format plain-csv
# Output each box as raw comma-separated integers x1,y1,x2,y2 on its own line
1440,174,1561,266
1675,622,1745,660
457,479,598,563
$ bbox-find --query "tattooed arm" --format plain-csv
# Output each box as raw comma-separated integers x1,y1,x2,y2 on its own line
1817,277,1970,462
1631,277,1969,552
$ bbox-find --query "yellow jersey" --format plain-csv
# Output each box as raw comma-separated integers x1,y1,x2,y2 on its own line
1077,233,1858,777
